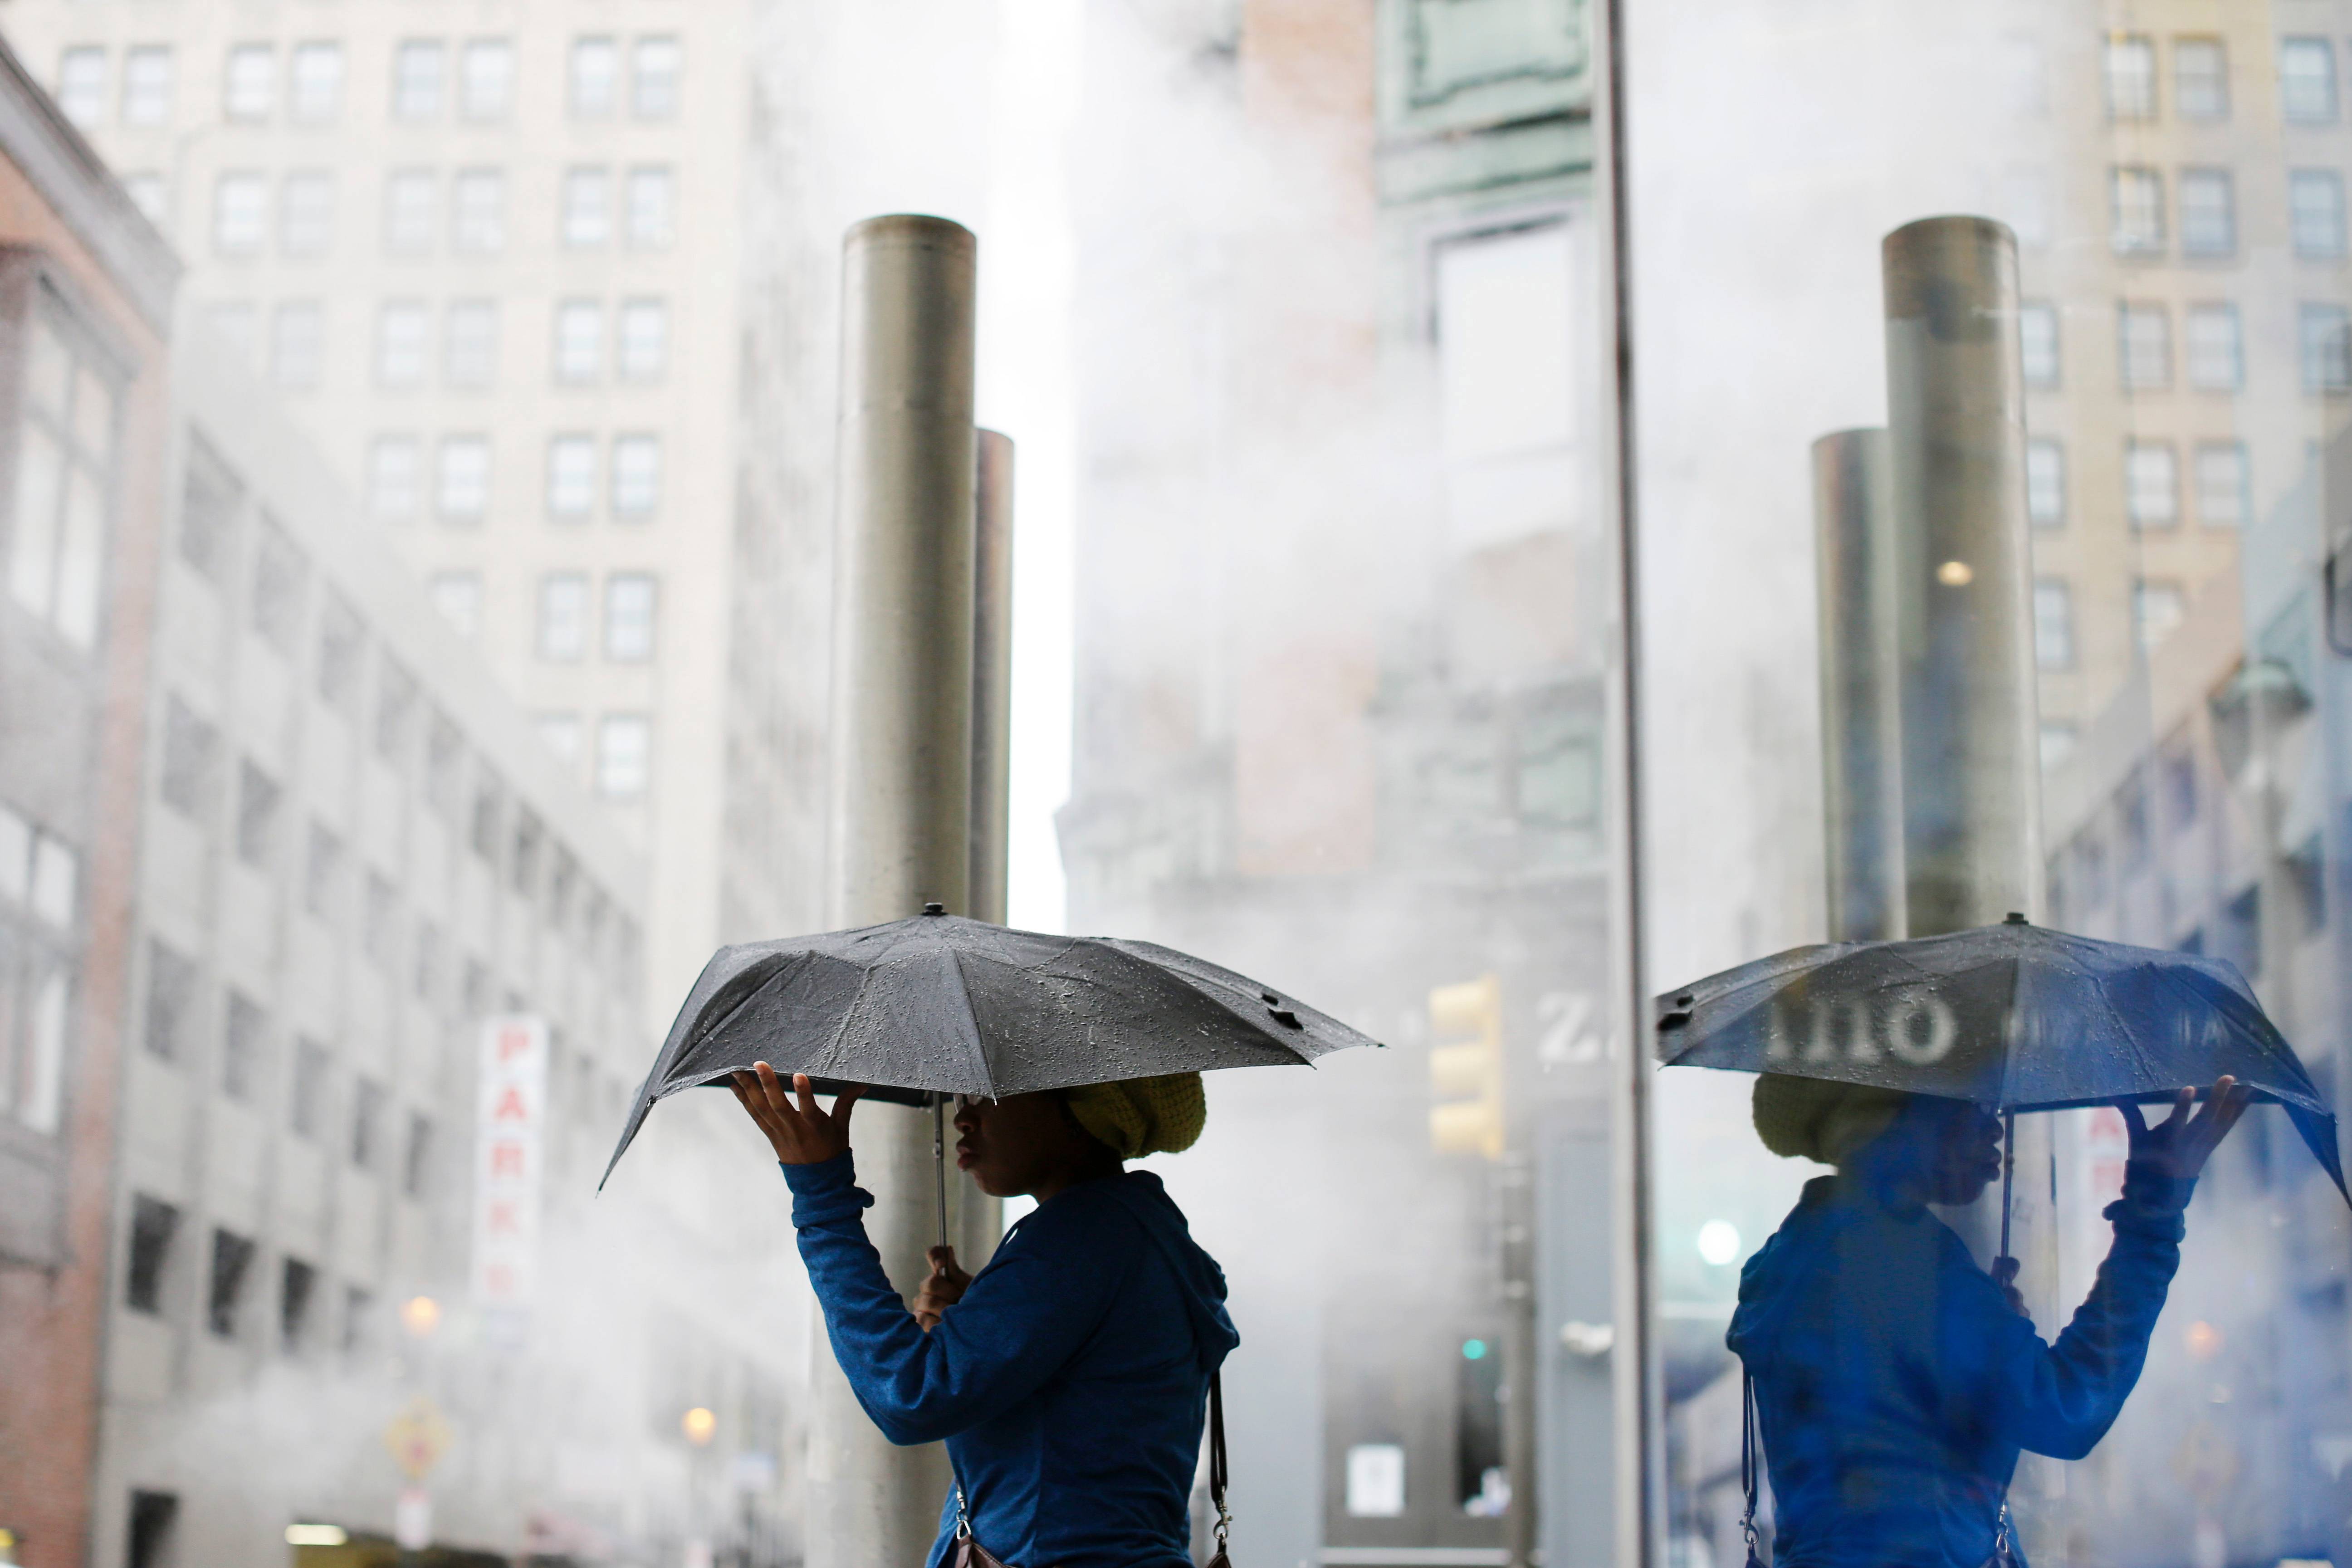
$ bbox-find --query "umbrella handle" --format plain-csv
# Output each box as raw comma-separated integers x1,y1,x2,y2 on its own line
934,1094,950,1254
1998,1109,2015,1266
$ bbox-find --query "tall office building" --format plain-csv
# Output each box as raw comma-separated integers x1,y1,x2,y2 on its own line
0,0,827,1026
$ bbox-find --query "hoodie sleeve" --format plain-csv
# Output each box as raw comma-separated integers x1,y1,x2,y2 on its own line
783,1154,1137,1446
1946,1162,2194,1461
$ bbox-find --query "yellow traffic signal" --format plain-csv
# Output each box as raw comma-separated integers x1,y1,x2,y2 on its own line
1429,974,1504,1159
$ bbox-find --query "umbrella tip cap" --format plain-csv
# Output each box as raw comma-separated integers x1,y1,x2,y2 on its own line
923,902,946,916
2005,911,2029,924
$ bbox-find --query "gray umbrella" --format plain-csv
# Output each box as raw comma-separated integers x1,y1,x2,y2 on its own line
600,905,1380,1190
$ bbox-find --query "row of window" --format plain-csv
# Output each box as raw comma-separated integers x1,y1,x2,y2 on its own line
2031,576,2186,673
172,451,642,968
7,311,121,653
2024,437,2248,531
2019,298,2352,395
364,431,662,526
125,1197,401,1363
197,163,675,260
57,34,681,132
205,295,670,395
2101,34,2232,123
533,711,654,800
537,572,658,664
0,801,79,934
0,798,77,1140
2105,164,2352,262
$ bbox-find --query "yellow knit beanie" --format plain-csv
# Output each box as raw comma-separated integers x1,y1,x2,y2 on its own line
1751,1074,1911,1166
1063,1073,1207,1159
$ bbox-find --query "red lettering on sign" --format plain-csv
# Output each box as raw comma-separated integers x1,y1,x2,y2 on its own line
491,1084,530,1122
489,1141,528,1178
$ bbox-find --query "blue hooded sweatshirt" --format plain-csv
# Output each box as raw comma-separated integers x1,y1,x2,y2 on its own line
1724,1162,2193,1568
782,1152,1239,1568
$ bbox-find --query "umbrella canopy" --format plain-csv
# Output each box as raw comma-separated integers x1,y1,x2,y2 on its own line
601,907,1380,1187
1655,914,2347,1203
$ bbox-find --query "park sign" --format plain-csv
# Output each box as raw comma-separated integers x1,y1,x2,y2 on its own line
471,1016,548,1312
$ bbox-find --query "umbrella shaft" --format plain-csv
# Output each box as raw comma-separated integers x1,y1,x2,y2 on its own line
934,1095,950,1253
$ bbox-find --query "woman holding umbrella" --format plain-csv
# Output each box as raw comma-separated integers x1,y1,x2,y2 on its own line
730,1060,1238,1568
1726,1073,2249,1567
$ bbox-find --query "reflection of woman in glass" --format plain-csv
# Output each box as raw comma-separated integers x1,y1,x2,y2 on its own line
1726,1074,2247,1567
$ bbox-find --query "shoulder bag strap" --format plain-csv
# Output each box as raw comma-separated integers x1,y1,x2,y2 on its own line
1208,1369,1232,1562
1740,1367,1764,1568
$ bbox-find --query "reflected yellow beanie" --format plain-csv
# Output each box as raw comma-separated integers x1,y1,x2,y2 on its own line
1751,1074,1911,1166
1063,1073,1207,1158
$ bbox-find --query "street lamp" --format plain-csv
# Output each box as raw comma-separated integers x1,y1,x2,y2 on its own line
400,1296,441,1338
682,1407,717,1447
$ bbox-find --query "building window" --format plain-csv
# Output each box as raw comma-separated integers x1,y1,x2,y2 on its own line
289,1037,329,1139
625,166,674,249
392,40,445,122
2033,579,2074,670
126,1196,179,1312
143,939,197,1062
2184,304,2243,391
374,301,428,386
223,43,274,122
246,533,300,646
553,300,603,383
234,760,280,869
547,435,597,519
2301,303,2352,392
617,298,668,381
178,440,240,582
2000,166,2050,249
569,37,618,118
2176,168,2234,257
56,48,107,129
212,172,267,256
302,823,344,927
2290,170,2347,259
537,573,587,660
2104,34,2156,120
362,873,398,968
9,308,121,649
122,47,173,127
436,436,490,522
317,599,363,708
562,167,610,248
290,42,343,123
368,436,420,523
2108,166,2165,254
460,39,513,121
611,435,661,518
207,1228,254,1336
604,573,656,662
280,1256,318,1351
278,172,335,257
2282,38,2339,124
632,37,682,118
535,712,582,763
2194,441,2249,526
2018,302,2059,389
402,1112,434,1199
2125,440,2179,527
2025,438,2065,527
2175,37,2228,120
221,991,266,1100
597,714,650,799
2134,579,2186,650
451,169,505,254
443,300,499,388
159,696,220,819
2117,302,2171,390
428,572,481,638
351,1079,385,1170
270,302,323,391
383,170,434,254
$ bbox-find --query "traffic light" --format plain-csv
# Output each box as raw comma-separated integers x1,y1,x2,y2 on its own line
1428,974,1504,1159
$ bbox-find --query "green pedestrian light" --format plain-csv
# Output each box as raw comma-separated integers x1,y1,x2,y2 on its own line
1462,1338,1488,1361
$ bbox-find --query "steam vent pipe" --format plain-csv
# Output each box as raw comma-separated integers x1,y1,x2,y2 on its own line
1811,429,1907,944
969,430,1016,928
813,213,980,1568
1882,216,2044,938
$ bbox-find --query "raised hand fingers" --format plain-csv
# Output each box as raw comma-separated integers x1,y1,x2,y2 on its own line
2118,1098,2149,1140
827,1082,865,1133
2162,1085,2197,1131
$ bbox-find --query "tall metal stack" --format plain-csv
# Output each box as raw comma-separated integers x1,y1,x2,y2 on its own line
1881,216,2044,936
810,213,981,1568
1811,429,1906,945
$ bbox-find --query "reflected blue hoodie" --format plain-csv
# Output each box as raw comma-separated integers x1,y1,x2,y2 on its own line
1724,1163,2192,1568
783,1153,1239,1568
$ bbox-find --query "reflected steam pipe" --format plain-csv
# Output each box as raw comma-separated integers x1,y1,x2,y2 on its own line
1882,216,2044,938
1812,429,1907,944
958,429,1014,1272
812,213,979,1568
